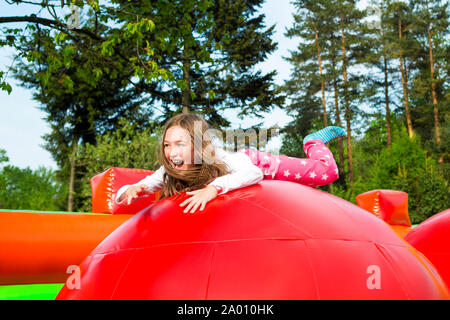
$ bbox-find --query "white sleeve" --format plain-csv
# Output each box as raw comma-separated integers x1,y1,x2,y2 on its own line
115,166,165,204
207,149,263,195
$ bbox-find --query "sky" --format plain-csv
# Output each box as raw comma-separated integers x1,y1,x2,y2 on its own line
0,0,297,170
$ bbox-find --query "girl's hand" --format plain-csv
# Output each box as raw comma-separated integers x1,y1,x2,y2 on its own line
179,185,218,214
119,184,151,205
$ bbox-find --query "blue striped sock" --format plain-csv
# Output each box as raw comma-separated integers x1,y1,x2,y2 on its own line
304,126,346,144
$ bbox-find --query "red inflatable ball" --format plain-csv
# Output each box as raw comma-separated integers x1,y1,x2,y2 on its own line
56,181,449,300
405,209,450,289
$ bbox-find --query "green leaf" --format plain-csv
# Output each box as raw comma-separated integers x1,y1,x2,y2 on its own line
62,75,74,92
55,32,68,44
176,79,187,91
0,82,12,95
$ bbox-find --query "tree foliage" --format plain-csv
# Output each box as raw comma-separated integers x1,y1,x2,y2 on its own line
75,118,161,212
331,115,448,224
1,0,283,210
0,149,67,211
108,0,284,126
1,0,448,221
283,0,449,222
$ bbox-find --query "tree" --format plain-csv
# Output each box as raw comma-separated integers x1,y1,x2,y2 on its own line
328,38,347,181
285,0,330,127
0,150,66,211
0,0,166,93
331,116,449,224
410,0,448,148
76,118,161,212
2,1,283,210
283,0,370,185
1,0,166,211
11,18,156,211
282,0,449,222
363,0,397,147
368,126,448,223
108,0,284,127
0,149,8,164
382,1,420,138
332,0,369,184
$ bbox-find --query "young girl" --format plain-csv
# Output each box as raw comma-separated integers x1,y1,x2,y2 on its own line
116,113,345,214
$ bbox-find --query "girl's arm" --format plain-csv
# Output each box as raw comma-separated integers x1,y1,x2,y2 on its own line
179,150,263,213
115,166,165,204
207,149,263,194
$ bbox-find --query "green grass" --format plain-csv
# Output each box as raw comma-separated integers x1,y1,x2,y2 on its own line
0,283,64,300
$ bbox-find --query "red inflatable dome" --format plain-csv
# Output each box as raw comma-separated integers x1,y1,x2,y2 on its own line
405,209,450,289
56,181,449,300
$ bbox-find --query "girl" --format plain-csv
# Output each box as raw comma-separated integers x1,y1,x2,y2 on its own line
116,113,345,213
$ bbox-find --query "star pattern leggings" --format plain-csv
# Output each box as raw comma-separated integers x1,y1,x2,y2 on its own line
239,139,339,187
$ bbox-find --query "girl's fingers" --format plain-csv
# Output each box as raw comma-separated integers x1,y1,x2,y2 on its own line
190,201,202,214
180,197,194,207
183,200,195,213
181,190,210,213
180,191,201,207
183,197,197,212
127,191,139,205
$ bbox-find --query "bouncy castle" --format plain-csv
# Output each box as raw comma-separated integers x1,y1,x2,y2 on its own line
0,167,449,299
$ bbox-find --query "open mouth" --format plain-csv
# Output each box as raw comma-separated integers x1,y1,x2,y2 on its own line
171,159,184,169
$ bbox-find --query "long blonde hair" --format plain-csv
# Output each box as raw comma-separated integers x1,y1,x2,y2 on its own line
159,113,229,199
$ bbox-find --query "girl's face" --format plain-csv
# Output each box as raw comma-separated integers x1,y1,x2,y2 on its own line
163,125,195,170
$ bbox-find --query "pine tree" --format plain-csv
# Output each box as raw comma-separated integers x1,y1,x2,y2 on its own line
410,0,448,149
335,0,369,183
384,1,419,138
328,43,347,182
285,0,331,128
364,0,398,147
283,0,371,185
110,0,283,127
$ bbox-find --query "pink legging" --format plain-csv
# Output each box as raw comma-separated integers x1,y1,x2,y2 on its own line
239,139,339,187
